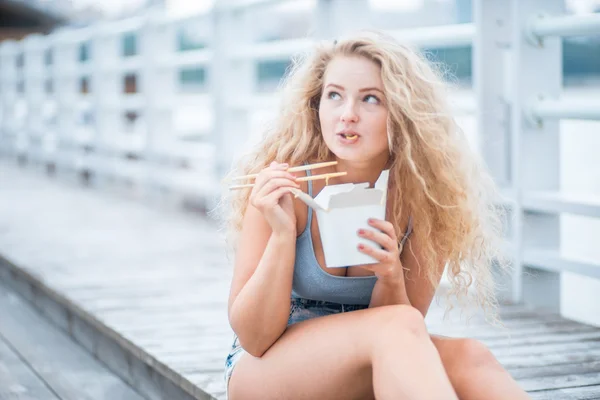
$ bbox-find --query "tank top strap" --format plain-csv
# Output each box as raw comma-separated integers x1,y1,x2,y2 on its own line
400,215,413,247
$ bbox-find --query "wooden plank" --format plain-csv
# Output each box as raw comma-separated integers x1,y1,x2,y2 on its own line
185,371,229,400
434,318,597,340
520,372,600,392
427,309,571,335
483,331,600,349
161,351,229,374
0,336,60,400
0,260,215,400
491,338,600,358
428,303,541,321
512,361,600,381
428,312,566,329
0,284,145,400
500,348,600,370
529,384,600,399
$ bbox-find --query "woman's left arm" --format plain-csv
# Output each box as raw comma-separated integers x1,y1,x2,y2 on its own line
360,219,445,316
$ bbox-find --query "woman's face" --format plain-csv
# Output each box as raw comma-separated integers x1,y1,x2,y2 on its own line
319,55,389,163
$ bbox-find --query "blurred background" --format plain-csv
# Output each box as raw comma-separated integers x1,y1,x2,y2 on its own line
2,1,600,398
1,0,599,324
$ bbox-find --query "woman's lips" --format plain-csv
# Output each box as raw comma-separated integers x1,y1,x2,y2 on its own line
337,133,360,144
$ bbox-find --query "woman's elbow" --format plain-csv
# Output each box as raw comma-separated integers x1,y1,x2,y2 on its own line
237,334,276,358
229,321,273,358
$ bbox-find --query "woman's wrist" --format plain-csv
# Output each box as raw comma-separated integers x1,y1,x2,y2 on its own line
378,273,405,288
371,272,410,307
376,260,405,284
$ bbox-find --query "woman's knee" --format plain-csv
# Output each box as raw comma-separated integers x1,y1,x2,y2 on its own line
373,304,428,339
453,338,500,371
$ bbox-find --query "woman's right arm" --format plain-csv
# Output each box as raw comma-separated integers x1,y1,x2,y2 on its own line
227,162,300,357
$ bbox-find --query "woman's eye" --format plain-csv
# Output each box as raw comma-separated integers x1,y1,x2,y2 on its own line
364,94,380,104
327,91,341,100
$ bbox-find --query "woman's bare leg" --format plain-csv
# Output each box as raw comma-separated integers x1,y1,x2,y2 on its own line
228,305,457,400
431,335,530,400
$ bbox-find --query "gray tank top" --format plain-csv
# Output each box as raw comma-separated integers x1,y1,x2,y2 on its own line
291,168,413,305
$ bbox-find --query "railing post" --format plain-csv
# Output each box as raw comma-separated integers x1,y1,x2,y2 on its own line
140,13,175,199
473,0,514,302
22,34,43,168
38,35,57,175
0,40,19,160
212,2,255,181
473,1,511,188
88,25,107,186
510,0,564,311
100,27,130,185
53,29,78,176
14,40,28,165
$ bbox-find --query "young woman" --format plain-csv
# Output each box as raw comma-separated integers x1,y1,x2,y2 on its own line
220,31,530,400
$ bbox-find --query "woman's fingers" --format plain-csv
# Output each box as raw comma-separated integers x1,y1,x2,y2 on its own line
357,243,396,265
356,218,402,267
255,177,300,200
357,227,396,252
251,167,296,196
367,218,397,242
271,161,287,168
357,219,398,253
254,168,296,190
250,162,299,211
262,186,295,207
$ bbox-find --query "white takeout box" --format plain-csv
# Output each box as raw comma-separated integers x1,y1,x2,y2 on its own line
290,170,389,268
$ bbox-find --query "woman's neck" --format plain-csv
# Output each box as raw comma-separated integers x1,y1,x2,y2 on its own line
330,154,390,187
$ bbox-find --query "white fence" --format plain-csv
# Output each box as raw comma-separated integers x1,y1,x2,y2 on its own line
1,0,600,323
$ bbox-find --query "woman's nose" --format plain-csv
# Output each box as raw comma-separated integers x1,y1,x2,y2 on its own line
340,102,359,123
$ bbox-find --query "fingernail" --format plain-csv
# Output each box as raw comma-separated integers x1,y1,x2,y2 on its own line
368,218,374,224
357,229,364,235
358,244,364,250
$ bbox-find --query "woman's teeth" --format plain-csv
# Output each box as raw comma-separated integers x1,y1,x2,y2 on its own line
342,134,358,141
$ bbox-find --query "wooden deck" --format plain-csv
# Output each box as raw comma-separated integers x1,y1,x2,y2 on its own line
1,160,600,400
0,283,145,400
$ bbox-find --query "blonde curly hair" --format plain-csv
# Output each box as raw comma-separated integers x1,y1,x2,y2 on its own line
215,31,511,323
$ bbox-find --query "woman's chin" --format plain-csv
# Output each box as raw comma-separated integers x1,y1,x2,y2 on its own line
330,147,370,163
329,146,389,166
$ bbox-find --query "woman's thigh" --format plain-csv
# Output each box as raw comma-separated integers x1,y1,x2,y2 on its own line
228,304,422,400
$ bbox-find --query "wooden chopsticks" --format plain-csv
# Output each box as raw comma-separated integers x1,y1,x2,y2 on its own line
228,161,346,190
229,161,339,181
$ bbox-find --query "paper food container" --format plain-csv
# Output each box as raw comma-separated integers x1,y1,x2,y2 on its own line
290,170,390,268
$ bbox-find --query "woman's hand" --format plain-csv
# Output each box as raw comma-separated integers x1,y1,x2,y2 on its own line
357,218,405,283
249,161,300,236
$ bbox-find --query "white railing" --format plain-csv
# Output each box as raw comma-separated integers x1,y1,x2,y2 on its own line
529,98,600,122
389,23,475,49
1,0,600,322
527,13,600,40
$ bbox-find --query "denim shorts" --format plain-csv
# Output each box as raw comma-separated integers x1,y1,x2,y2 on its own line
224,297,368,397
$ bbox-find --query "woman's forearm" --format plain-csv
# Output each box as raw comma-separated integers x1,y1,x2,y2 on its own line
229,231,296,357
369,278,411,308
